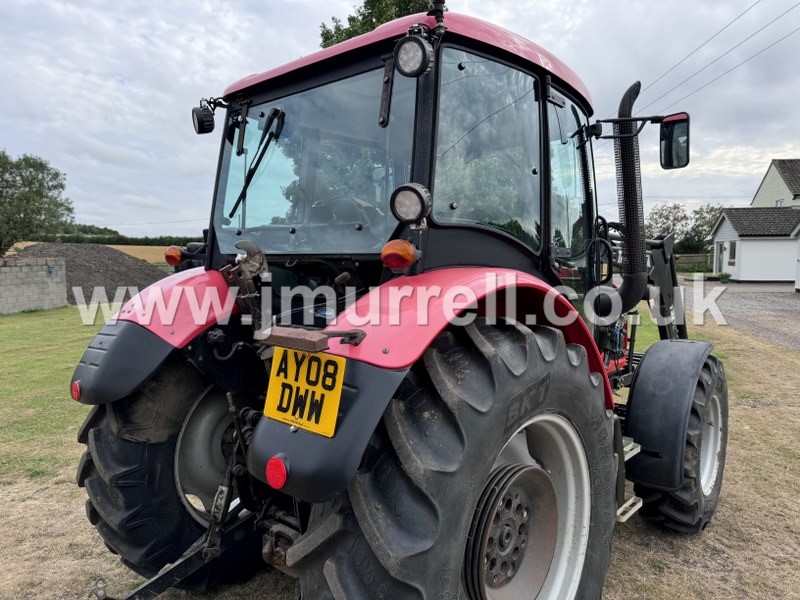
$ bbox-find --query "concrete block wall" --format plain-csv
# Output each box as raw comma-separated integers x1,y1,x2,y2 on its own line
0,257,68,315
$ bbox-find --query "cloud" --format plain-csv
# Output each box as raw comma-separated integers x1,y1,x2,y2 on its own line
1,0,799,235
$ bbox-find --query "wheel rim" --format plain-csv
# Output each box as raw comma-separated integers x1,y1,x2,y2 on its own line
466,414,592,600
174,386,238,525
466,464,559,598
700,391,723,496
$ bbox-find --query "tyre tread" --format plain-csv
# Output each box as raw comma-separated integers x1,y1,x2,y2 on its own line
296,319,614,599
635,355,728,534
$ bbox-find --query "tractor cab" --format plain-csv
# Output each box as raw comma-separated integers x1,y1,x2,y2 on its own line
199,12,597,283
193,9,688,347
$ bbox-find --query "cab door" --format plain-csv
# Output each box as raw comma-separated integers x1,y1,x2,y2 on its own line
546,90,596,301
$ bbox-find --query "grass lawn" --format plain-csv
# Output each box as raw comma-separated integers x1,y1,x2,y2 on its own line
1,302,798,599
0,306,100,482
630,301,660,351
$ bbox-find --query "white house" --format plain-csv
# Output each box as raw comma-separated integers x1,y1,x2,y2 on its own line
750,159,800,207
709,207,800,282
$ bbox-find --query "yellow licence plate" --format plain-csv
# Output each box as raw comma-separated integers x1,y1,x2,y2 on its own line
264,347,347,438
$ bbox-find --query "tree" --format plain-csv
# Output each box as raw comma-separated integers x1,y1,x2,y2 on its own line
644,202,690,242
50,222,120,236
320,0,432,47
675,203,724,254
0,150,73,254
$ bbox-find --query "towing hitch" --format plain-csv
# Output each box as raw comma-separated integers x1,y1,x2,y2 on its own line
101,511,257,600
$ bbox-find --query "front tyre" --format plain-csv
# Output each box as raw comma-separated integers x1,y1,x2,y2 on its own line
291,319,616,599
635,355,728,533
76,358,264,590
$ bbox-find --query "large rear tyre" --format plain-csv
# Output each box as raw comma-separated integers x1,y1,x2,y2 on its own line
76,357,264,590
290,319,616,599
635,355,728,533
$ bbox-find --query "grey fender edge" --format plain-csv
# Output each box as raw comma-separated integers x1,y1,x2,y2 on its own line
71,320,175,405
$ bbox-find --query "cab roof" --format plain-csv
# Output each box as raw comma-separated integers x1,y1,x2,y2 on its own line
223,12,592,112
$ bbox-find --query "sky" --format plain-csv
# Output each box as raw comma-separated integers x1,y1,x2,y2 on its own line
1,0,799,236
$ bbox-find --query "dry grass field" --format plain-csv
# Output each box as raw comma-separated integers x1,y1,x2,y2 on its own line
0,307,798,599
107,244,168,264
3,241,38,256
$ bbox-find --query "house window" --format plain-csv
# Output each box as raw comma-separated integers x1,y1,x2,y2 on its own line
776,199,785,207
728,241,737,266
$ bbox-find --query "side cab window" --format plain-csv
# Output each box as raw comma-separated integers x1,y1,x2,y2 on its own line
547,92,595,290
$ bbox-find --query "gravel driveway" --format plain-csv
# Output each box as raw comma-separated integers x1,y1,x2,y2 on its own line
682,279,800,351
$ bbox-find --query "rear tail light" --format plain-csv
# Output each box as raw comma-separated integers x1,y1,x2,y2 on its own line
71,380,81,401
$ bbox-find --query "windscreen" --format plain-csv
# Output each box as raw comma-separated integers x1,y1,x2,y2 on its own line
213,68,416,255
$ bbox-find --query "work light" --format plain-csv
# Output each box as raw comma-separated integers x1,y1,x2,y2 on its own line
390,183,432,224
192,106,215,134
394,35,433,78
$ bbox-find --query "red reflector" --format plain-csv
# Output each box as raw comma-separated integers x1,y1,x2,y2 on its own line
266,455,288,489
71,380,81,401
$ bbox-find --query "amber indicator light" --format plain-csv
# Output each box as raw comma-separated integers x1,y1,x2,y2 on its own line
381,239,417,271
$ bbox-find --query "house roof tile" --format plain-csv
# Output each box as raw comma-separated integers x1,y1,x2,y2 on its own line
722,207,800,237
773,159,800,197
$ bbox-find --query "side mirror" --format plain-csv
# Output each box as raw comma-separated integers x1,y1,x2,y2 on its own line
660,112,690,170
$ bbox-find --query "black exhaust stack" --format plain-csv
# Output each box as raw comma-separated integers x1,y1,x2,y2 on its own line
610,82,648,315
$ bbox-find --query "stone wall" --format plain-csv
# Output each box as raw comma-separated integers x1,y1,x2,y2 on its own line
0,257,68,315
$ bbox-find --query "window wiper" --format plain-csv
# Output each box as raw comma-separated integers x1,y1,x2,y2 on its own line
228,107,285,219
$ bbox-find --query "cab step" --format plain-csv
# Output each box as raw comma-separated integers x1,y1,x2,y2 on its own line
616,493,643,523
622,436,641,462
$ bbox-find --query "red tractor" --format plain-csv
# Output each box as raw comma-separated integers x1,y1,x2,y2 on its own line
72,4,728,598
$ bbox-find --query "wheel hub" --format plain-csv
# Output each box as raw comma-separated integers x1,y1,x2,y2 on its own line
465,463,559,599
174,387,235,524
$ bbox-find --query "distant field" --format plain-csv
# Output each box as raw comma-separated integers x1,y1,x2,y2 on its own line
3,241,38,256
107,245,167,264
4,243,167,265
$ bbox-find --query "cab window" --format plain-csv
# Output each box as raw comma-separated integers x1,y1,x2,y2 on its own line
434,47,541,251
547,94,595,290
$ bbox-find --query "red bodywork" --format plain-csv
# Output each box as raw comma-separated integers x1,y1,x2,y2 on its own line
224,12,592,112
115,267,237,349
323,267,613,408
118,267,613,408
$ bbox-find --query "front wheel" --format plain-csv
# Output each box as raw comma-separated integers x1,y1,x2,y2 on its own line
76,357,264,589
291,319,616,599
635,355,728,533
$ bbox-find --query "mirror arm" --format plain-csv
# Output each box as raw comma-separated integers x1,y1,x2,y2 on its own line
596,115,664,125
595,119,649,140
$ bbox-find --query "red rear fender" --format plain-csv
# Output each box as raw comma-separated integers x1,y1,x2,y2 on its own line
116,267,237,348
325,267,613,408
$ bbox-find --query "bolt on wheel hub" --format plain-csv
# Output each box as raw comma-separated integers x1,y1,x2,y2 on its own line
465,463,559,599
